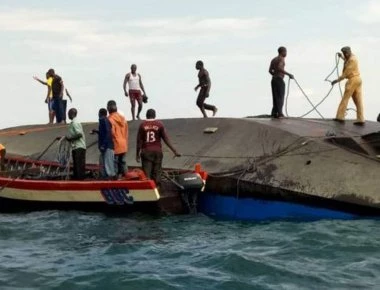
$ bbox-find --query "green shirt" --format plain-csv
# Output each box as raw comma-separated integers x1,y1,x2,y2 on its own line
66,117,86,150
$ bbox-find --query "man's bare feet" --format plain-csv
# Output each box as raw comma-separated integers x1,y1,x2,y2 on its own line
212,107,218,117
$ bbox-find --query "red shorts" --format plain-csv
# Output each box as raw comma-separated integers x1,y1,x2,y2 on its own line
129,90,142,103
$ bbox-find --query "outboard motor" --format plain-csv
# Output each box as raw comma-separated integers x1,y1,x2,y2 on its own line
176,172,204,214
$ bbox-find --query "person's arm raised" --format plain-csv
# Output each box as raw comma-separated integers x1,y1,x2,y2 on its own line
33,76,48,85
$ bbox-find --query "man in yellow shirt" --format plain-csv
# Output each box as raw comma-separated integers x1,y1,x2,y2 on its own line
331,46,364,125
33,72,55,124
0,143,5,171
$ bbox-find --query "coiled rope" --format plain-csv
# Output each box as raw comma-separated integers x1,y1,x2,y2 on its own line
285,54,356,119
56,137,71,179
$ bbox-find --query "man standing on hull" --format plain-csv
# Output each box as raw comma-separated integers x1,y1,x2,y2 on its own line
33,72,55,124
194,60,217,118
268,47,294,118
123,64,147,120
136,109,180,187
47,68,65,124
331,46,365,125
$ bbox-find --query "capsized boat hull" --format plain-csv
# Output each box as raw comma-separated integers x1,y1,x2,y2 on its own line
1,117,380,220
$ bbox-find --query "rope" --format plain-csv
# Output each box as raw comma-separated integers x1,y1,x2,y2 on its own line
56,137,72,179
297,84,334,118
294,78,325,119
285,77,327,119
285,53,356,119
57,138,71,166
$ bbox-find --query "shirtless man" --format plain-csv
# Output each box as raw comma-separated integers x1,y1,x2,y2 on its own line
194,60,217,118
123,64,147,120
268,47,294,118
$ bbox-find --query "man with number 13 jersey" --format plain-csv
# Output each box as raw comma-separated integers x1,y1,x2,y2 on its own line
136,109,180,186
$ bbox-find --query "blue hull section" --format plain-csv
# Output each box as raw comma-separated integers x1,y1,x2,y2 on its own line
198,193,357,221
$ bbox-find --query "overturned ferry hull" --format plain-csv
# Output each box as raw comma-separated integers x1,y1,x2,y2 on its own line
1,117,379,220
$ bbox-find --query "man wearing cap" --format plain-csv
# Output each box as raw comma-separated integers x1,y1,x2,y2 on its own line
331,46,364,125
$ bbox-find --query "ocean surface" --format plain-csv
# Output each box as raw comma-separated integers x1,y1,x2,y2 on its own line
0,212,379,290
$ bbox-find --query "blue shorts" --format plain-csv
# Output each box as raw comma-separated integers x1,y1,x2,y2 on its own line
47,99,54,111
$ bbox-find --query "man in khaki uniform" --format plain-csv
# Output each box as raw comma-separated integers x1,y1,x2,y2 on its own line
332,46,364,125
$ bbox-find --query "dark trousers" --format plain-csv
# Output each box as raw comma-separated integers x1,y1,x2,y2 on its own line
114,153,127,176
271,77,285,117
72,148,86,180
53,98,64,123
62,99,67,122
197,88,216,111
141,151,163,186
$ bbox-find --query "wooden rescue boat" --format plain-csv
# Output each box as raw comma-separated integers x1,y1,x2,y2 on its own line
0,156,207,214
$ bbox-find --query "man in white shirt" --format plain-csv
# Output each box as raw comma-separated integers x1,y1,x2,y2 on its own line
123,64,147,120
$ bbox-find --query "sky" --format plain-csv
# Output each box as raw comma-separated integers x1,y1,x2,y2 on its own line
1,0,380,128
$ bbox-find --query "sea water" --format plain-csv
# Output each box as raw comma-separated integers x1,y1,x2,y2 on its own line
0,212,379,289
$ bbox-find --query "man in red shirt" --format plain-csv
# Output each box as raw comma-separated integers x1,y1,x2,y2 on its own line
136,109,180,186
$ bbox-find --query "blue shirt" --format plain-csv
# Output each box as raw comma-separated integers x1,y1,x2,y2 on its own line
98,116,114,152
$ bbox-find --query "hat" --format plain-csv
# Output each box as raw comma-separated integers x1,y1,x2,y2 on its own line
341,46,351,53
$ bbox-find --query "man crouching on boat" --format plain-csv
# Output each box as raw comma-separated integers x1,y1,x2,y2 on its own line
136,109,181,187
65,108,86,180
0,143,5,171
